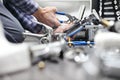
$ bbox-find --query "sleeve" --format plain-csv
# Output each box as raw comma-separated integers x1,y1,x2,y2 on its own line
7,0,39,15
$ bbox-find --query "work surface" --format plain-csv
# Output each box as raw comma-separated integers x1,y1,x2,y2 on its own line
0,60,85,80
0,37,119,80
0,59,119,80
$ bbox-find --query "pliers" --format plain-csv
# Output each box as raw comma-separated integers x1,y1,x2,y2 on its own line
56,11,78,23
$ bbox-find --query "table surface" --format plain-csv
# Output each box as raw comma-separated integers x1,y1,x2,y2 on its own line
0,37,119,80
0,59,119,80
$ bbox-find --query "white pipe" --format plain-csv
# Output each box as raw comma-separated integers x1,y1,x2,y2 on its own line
95,31,120,49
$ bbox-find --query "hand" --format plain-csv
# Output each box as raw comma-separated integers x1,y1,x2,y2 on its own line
54,23,73,33
33,7,61,27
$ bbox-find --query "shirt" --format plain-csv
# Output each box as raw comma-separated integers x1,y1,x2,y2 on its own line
3,0,44,33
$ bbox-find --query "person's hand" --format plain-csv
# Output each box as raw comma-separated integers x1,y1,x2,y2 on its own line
33,7,61,27
54,23,73,33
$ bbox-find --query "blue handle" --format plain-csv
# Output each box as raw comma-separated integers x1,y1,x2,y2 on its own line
66,22,90,37
59,20,64,23
56,12,66,23
67,26,84,37
56,11,66,15
68,41,94,46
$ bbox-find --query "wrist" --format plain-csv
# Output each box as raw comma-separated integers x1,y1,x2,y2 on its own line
33,7,43,19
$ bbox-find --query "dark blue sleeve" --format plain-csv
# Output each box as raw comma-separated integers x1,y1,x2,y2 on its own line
7,0,39,14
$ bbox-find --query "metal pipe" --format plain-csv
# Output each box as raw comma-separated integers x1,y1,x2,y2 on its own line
67,25,84,37
30,40,66,57
23,32,47,38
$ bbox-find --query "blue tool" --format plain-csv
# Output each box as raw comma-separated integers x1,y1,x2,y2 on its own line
64,12,100,47
56,12,66,15
67,41,94,46
67,25,84,37
65,22,94,47
56,11,78,23
56,12,66,23
66,22,91,37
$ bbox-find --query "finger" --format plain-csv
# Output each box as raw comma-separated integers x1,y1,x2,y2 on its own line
40,18,54,27
53,19,61,27
49,7,57,12
54,29,63,33
56,26,65,32
45,20,54,27
46,15,61,27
